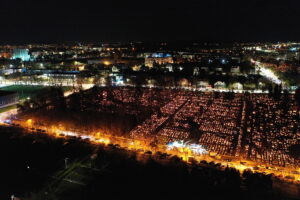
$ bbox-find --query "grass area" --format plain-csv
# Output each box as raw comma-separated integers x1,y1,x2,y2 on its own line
0,104,17,113
0,85,72,100
0,85,45,100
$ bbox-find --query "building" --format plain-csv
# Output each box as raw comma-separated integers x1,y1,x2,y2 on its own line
230,66,241,75
12,49,31,61
193,67,200,76
296,51,300,61
0,50,12,59
145,53,174,67
214,81,226,89
197,81,209,88
0,91,19,108
0,68,22,75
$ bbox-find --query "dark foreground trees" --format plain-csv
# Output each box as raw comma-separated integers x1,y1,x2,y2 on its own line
0,126,280,200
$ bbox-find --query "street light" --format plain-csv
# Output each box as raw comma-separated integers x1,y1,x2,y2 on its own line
65,157,69,169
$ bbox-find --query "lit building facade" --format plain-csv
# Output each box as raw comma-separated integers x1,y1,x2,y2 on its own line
0,50,12,59
12,49,31,61
145,53,174,67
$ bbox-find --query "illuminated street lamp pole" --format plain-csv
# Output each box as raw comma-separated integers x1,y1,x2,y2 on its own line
65,157,69,169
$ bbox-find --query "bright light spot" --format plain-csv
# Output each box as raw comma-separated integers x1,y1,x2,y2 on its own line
4,119,11,124
103,61,111,66
26,119,32,125
258,66,282,84
188,144,208,155
167,141,208,155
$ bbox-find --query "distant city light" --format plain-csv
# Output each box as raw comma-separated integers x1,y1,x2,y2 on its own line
290,47,297,51
151,53,171,58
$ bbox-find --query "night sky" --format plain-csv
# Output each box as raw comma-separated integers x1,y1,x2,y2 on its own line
1,0,300,44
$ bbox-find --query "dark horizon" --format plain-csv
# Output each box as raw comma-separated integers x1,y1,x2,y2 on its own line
1,0,300,44
1,39,300,46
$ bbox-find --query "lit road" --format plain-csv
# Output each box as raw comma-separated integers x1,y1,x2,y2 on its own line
251,59,283,85
0,108,17,123
2,116,300,185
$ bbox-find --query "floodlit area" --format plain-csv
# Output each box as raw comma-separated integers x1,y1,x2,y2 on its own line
2,0,300,198
1,87,300,184
252,60,282,85
257,65,282,84
167,141,208,155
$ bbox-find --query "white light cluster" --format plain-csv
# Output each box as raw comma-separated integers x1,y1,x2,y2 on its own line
167,141,208,155
188,144,208,155
252,60,282,85
258,67,282,84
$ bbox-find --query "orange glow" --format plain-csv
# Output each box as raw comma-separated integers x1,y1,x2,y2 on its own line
26,119,33,126
10,118,300,184
103,61,111,66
